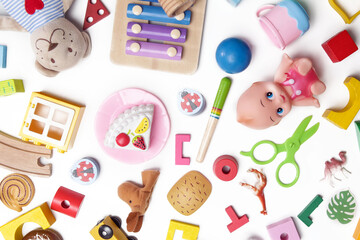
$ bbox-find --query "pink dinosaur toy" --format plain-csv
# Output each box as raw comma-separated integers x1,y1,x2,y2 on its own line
237,54,326,129
321,151,351,187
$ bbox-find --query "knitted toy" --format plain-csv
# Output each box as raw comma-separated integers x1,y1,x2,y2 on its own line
0,0,91,77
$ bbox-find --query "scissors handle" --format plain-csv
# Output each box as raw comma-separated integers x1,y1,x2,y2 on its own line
275,158,300,188
240,140,279,165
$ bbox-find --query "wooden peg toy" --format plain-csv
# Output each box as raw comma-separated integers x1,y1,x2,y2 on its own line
83,0,110,30
0,45,7,68
356,121,360,151
329,0,360,24
0,202,56,240
322,30,358,63
0,79,24,96
225,206,249,233
213,155,238,181
19,92,85,153
267,217,300,240
297,195,323,227
51,186,85,218
166,220,199,240
323,77,360,129
0,130,52,177
175,134,191,165
90,215,137,240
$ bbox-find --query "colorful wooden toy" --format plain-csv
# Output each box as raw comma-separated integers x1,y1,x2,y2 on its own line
354,217,360,240
0,45,7,68
178,89,205,116
321,151,351,187
0,202,56,240
71,157,100,185
197,77,231,163
51,186,85,218
23,228,62,240
327,190,355,224
329,0,360,24
267,217,300,240
111,0,207,74
225,206,249,233
175,134,191,165
158,0,196,17
0,173,35,212
0,79,24,96
83,0,110,30
298,195,323,227
323,77,360,129
167,171,212,216
0,130,52,177
166,220,199,240
213,155,238,181
355,121,360,151
90,215,137,240
19,92,85,153
322,30,358,63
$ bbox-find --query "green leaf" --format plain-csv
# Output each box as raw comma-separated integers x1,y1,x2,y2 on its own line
327,190,356,224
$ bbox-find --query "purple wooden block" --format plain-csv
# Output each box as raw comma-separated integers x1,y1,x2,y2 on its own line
267,217,300,240
127,22,187,43
126,40,182,60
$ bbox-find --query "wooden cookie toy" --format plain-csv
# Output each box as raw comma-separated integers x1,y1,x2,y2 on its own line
0,173,35,212
22,228,63,240
167,170,212,216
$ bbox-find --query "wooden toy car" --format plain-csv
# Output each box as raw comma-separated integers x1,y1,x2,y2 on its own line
90,215,137,240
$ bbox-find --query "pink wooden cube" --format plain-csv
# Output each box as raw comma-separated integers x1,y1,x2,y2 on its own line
267,217,300,240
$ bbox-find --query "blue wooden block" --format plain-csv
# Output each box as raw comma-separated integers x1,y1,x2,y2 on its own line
0,45,7,68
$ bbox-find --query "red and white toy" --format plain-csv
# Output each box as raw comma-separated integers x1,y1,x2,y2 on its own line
71,157,100,185
178,89,205,116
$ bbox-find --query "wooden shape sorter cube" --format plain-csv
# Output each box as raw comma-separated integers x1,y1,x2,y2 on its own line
110,0,207,74
0,202,56,240
166,220,199,240
267,217,300,240
19,92,85,153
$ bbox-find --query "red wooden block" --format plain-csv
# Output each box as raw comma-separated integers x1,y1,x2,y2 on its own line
225,206,249,233
51,186,85,218
83,0,110,30
322,30,358,63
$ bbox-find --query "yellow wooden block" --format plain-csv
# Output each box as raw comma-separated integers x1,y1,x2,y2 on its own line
19,92,85,153
166,220,199,240
90,216,131,240
0,79,24,96
323,77,360,130
0,202,56,240
354,217,360,239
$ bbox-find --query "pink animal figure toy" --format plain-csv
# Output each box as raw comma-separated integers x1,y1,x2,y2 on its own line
321,151,351,187
240,168,267,215
237,53,326,129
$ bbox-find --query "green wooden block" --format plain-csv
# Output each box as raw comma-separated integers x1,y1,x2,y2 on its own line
298,195,323,227
0,79,24,96
355,121,360,151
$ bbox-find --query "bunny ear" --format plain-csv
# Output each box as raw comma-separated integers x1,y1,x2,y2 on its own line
35,61,58,77
81,31,92,58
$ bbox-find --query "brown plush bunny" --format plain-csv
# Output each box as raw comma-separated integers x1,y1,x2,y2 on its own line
0,0,91,77
118,170,160,232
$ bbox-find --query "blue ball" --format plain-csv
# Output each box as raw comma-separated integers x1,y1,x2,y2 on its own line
216,38,252,74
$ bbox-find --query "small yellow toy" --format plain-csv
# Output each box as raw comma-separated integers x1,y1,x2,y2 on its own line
90,215,136,240
0,79,24,96
166,220,200,240
323,77,360,130
329,0,360,24
0,202,56,240
19,92,85,153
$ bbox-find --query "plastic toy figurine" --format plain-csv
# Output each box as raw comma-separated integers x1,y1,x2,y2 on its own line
321,151,351,187
240,169,267,215
237,54,326,129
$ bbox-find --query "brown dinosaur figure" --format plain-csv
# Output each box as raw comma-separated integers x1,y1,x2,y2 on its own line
118,170,160,232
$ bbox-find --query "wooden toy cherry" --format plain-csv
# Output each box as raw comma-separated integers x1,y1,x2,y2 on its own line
51,186,85,218
322,30,358,63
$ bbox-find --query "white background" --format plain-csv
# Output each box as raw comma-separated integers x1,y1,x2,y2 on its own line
1,0,360,239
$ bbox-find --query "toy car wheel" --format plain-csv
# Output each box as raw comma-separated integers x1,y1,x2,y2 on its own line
98,225,113,239
110,215,122,228
128,236,138,240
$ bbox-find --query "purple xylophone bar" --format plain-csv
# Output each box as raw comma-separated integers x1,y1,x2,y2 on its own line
126,40,182,60
127,22,187,43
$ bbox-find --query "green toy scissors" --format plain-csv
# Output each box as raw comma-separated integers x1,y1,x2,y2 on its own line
240,115,319,188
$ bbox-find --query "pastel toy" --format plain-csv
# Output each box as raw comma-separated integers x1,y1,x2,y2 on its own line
356,121,360,151
237,54,326,129
51,186,85,218
225,206,249,233
83,0,110,30
166,220,199,240
322,30,358,63
327,190,356,224
257,0,309,50
298,195,323,227
167,170,212,216
0,173,35,212
175,134,191,165
23,229,63,240
71,157,100,185
240,169,267,215
0,0,91,77
267,217,300,240
178,89,205,116
216,38,251,74
0,79,25,96
0,45,7,68
329,0,360,24
213,155,238,181
90,215,137,240
323,77,360,130
118,170,160,232
104,104,154,151
227,0,241,7
321,151,351,187
158,0,196,17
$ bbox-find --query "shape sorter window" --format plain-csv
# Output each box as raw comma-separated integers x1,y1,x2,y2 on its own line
23,97,75,146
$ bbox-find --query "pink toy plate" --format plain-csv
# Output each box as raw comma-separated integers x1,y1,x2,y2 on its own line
95,88,170,164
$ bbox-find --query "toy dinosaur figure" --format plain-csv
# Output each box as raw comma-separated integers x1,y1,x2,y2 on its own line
240,168,267,215
118,170,160,232
321,151,351,187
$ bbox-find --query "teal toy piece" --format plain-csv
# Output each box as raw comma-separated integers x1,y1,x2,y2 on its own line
240,115,319,188
298,195,323,227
